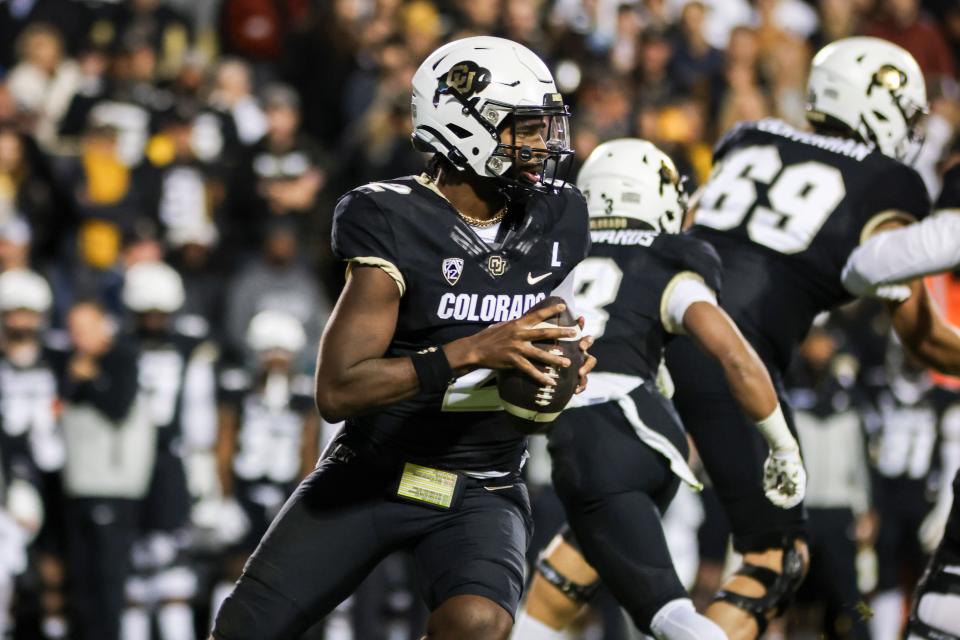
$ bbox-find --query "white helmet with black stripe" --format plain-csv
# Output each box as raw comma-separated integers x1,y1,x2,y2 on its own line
806,36,927,161
576,138,686,234
411,36,573,194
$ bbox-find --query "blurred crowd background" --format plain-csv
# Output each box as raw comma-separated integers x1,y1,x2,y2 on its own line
0,0,959,638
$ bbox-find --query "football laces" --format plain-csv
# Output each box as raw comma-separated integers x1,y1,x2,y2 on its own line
535,348,563,406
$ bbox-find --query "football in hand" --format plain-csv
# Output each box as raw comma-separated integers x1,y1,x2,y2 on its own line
497,296,583,434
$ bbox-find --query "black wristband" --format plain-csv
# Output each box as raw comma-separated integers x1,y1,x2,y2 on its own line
412,346,455,394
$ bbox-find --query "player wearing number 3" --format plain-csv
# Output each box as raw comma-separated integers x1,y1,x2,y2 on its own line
510,139,806,640
660,37,960,638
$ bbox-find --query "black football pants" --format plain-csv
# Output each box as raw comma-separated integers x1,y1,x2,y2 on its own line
547,391,689,633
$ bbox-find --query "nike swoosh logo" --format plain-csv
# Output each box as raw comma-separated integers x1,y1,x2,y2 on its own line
527,272,552,285
483,485,515,492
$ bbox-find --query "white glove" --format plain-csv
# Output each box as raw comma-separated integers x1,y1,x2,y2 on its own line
763,448,807,509
756,405,807,509
919,501,951,553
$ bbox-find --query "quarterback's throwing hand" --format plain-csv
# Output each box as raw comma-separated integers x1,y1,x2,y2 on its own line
763,449,807,509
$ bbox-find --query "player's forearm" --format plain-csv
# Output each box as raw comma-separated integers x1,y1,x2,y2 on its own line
913,322,960,376
683,303,778,421
890,280,960,376
718,344,779,423
314,341,477,422
843,211,960,293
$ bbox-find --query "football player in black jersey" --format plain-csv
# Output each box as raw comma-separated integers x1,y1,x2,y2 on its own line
122,260,218,640
510,139,805,640
211,36,595,640
661,37,960,638
842,164,960,640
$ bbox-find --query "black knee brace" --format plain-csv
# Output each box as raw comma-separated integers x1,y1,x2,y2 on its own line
906,552,960,640
535,555,600,605
713,536,806,635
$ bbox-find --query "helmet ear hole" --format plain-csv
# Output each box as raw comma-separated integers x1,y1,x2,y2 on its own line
872,110,889,122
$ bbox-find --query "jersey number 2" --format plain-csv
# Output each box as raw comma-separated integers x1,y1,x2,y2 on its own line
696,145,846,254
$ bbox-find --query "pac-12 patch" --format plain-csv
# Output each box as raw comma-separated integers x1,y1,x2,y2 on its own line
396,463,461,509
442,258,463,285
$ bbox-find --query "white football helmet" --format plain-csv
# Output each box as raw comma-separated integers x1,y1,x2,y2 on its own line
576,139,686,233
806,37,927,161
246,310,306,354
411,36,573,193
122,261,185,313
0,269,52,313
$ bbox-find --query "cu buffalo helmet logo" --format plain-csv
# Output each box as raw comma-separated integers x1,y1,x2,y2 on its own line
434,61,491,106
442,258,464,286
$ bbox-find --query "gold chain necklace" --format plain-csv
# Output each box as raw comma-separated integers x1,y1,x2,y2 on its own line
422,174,506,228
457,206,506,228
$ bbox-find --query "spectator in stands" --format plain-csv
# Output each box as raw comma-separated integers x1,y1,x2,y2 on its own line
54,119,155,313
223,219,329,369
716,53,771,134
637,29,680,109
670,2,725,101
0,124,64,268
503,0,549,56
283,1,362,147
207,58,266,147
767,36,809,127
608,4,643,76
142,101,222,247
450,0,501,37
0,216,31,272
6,23,80,151
113,0,193,81
58,45,112,143
400,1,443,65
866,0,956,79
225,84,326,264
812,0,863,48
58,299,150,640
167,221,224,343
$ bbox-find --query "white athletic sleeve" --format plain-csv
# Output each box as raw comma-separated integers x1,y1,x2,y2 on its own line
661,274,717,335
842,210,960,296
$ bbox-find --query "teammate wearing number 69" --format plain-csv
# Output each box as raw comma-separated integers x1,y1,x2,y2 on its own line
510,139,805,640
661,37,960,638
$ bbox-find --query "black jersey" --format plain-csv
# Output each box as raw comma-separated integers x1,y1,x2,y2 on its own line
576,230,722,380
691,119,930,370
331,175,590,471
866,381,960,482
219,367,315,485
135,330,217,448
0,347,63,475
